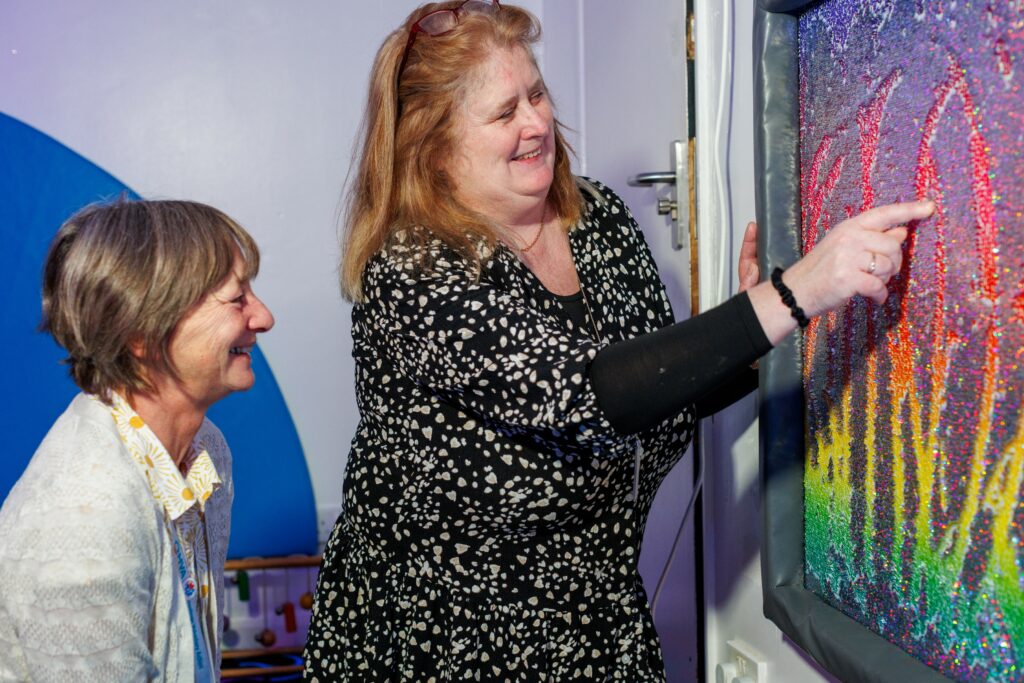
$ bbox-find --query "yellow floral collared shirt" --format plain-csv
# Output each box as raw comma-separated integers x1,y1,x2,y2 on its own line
108,393,222,665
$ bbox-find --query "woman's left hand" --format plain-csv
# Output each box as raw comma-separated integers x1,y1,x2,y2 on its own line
738,221,759,293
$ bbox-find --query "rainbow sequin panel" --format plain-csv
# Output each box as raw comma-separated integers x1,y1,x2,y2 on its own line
800,2,1024,681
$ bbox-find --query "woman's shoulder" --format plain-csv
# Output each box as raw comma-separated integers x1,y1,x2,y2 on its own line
362,227,485,301
574,176,649,249
32,394,130,473
0,396,160,562
2,395,155,518
576,176,629,215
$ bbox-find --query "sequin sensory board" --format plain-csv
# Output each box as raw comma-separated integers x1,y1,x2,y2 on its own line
799,2,1024,681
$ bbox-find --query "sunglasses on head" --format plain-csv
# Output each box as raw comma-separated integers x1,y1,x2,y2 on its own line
397,0,502,79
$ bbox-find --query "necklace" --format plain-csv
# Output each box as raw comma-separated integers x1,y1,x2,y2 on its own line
511,204,548,254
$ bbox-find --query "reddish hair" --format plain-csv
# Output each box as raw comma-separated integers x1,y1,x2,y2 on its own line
340,1,587,301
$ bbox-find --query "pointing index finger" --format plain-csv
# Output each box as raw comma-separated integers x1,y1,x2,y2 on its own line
856,199,935,232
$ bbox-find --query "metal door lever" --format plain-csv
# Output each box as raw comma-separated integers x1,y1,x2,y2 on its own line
626,140,688,250
629,171,677,185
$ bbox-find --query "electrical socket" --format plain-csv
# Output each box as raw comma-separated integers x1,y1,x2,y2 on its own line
317,502,341,543
725,638,768,683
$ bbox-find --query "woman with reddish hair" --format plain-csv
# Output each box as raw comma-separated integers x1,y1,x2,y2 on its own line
304,2,933,680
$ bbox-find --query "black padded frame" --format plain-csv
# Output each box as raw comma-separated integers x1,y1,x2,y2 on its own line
754,2,950,680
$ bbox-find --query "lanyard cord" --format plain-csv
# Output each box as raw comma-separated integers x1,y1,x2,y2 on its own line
166,509,216,680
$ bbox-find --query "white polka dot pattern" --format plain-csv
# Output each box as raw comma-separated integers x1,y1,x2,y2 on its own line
303,180,696,681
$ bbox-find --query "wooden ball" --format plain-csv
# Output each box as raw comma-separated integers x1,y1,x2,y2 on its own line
255,628,276,647
299,592,314,610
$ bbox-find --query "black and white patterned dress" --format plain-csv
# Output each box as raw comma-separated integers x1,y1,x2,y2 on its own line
304,180,695,682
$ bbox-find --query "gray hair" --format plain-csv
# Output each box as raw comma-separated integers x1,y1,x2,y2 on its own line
41,198,260,400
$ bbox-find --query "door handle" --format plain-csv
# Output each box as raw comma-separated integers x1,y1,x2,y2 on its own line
627,140,688,250
629,171,677,185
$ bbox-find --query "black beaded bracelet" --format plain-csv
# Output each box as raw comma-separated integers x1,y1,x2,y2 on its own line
770,267,810,328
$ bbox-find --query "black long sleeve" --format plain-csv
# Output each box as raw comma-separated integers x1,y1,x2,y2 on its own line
588,292,771,435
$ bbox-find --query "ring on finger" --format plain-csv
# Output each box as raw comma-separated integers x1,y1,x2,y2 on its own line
867,252,877,275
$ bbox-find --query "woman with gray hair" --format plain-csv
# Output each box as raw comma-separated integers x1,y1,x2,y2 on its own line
0,199,274,682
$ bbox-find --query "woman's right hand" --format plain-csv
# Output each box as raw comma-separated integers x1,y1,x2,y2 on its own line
747,199,935,345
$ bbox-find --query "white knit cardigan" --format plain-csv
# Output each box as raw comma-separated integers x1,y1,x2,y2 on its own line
0,394,232,682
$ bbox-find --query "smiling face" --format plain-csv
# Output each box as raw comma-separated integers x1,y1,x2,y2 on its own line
446,45,556,223
159,251,275,410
